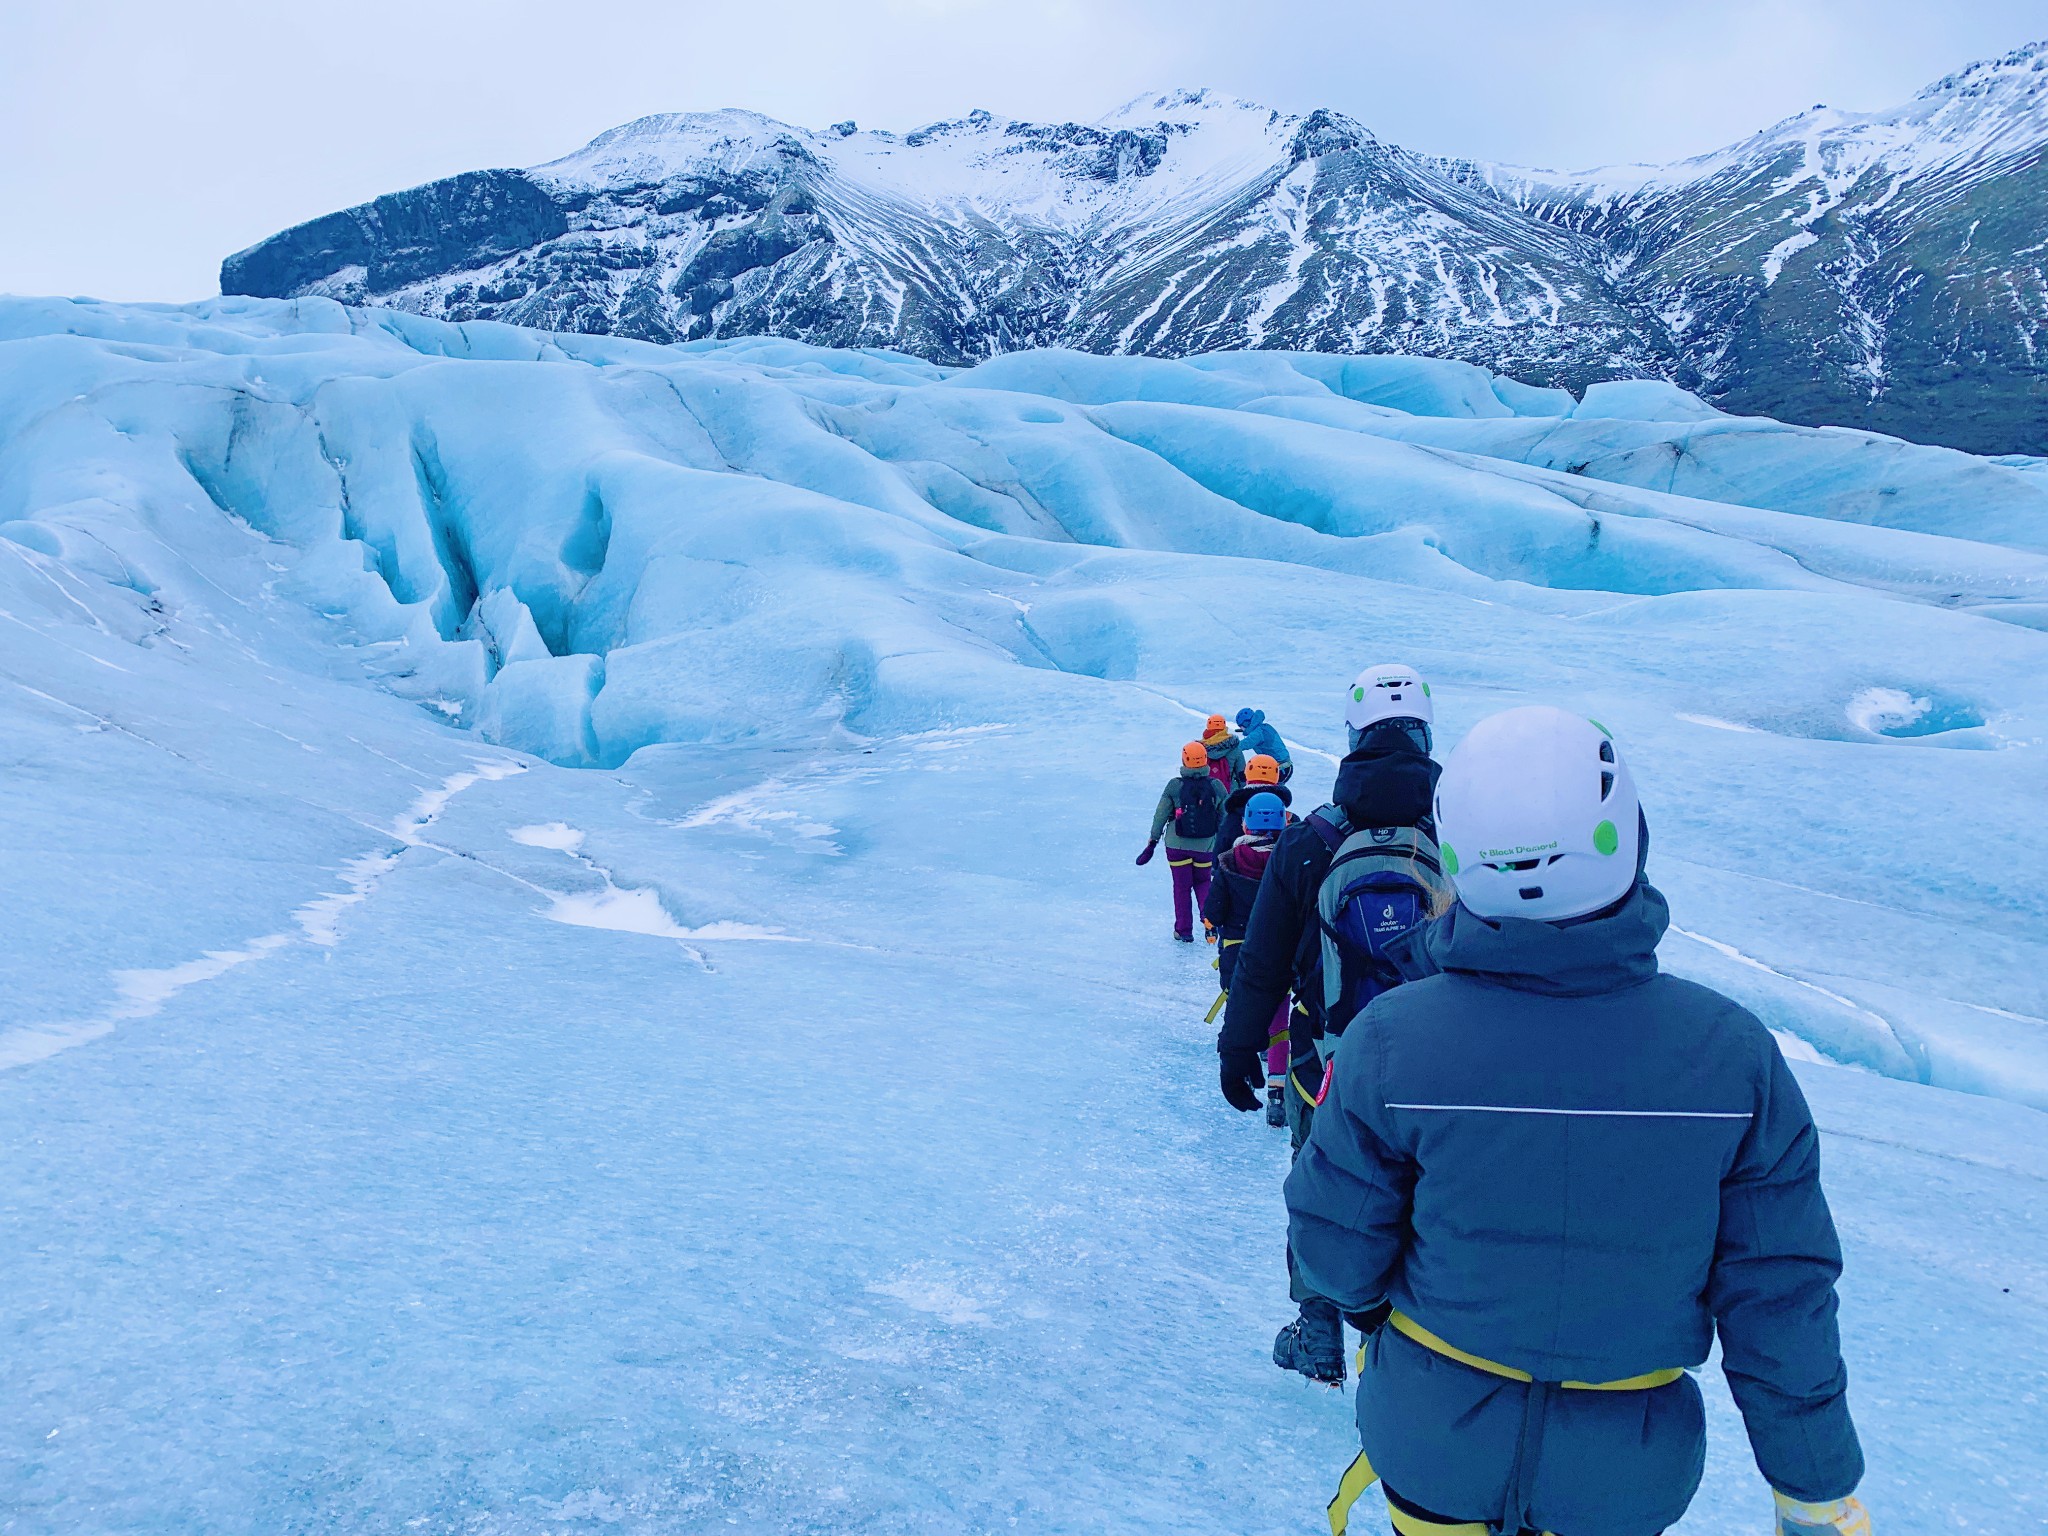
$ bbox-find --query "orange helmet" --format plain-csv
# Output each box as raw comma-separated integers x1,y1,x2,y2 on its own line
1204,713,1229,742
1181,741,1208,770
1245,754,1281,786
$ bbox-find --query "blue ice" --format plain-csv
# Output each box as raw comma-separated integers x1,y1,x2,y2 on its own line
1,297,2043,1532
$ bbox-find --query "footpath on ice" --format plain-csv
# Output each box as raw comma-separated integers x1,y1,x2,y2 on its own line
1,296,2044,1532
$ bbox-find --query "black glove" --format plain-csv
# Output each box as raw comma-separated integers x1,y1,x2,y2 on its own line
1135,841,1158,867
1219,1047,1265,1112
1345,1300,1393,1337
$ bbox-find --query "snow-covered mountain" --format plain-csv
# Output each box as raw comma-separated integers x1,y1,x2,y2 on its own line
222,91,1664,391
223,49,2048,453
1470,41,2048,455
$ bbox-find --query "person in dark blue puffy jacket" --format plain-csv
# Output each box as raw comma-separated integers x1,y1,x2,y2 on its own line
1286,707,1868,1536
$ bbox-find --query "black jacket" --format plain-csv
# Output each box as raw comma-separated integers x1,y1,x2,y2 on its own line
1213,779,1294,854
1217,742,1439,1058
1203,837,1276,991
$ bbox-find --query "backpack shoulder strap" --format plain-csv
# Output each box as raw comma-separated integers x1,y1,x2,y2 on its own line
1307,806,1348,853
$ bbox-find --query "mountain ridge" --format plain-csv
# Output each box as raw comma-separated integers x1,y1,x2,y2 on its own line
222,48,2048,454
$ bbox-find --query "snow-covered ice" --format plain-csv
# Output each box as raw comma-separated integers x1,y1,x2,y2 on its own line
1,296,2043,1533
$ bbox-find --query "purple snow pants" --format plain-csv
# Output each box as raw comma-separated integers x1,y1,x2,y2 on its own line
1266,999,1291,1076
1168,850,1214,938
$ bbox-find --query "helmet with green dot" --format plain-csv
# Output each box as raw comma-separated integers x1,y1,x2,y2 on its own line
1345,662,1433,734
1433,705,1642,922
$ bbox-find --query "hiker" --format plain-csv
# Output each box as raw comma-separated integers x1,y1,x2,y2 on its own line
1202,714,1245,793
1235,708,1293,782
1202,790,1293,1126
1215,753,1292,854
1138,741,1227,942
1288,706,1868,1536
1217,664,1451,1385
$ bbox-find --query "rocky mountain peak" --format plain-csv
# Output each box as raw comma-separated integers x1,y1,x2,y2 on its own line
1286,108,1377,165
222,49,2048,455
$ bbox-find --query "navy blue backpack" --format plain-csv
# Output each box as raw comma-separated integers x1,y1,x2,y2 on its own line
1310,812,1453,1034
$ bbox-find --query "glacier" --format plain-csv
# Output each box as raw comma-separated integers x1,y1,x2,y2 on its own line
1,296,2044,1533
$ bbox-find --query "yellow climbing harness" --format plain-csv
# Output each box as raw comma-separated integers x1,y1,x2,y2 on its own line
1329,1451,1518,1536
1385,1311,1684,1392
1325,1313,1682,1536
1326,1450,1381,1536
1286,1001,1325,1105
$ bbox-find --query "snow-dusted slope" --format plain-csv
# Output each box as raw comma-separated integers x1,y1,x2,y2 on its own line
4,297,2046,1531
1474,40,2048,452
223,49,2048,454
224,88,1663,390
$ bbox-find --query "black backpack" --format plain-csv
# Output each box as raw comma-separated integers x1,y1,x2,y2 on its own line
1174,776,1221,841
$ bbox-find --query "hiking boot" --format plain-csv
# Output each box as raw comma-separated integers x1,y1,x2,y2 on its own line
1273,1313,1345,1386
1173,931,1195,943
1265,1082,1286,1127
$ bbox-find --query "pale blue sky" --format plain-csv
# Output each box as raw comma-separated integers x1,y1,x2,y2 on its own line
3,0,2042,301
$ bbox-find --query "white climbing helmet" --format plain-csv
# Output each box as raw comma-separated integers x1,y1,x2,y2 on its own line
1435,706,1641,922
1345,663,1432,733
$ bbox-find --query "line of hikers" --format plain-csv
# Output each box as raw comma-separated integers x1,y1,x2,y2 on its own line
1138,672,1869,1536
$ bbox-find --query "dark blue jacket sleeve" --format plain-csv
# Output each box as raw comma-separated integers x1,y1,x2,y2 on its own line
1707,1044,1864,1502
1201,864,1232,931
1282,1027,1414,1312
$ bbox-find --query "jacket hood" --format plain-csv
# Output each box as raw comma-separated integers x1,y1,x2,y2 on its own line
1206,733,1240,755
1177,765,1209,781
1332,743,1439,829
1238,709,1265,729
1418,881,1670,997
1225,781,1294,811
1225,837,1277,879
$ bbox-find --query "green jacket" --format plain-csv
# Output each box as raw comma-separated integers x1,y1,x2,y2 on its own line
1151,768,1226,853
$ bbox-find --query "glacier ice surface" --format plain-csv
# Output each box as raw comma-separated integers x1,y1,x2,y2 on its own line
1,297,2044,1533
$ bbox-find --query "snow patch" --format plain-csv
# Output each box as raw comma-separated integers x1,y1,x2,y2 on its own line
396,760,526,843
509,821,587,853
514,818,796,943
1845,686,1986,739
545,885,693,940
675,779,843,849
1846,686,1930,735
293,851,404,946
1762,229,1820,287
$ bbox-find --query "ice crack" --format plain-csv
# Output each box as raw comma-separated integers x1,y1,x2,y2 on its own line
0,758,525,1071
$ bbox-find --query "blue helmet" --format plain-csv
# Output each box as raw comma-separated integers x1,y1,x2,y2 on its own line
1244,792,1287,833
1236,707,1261,730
